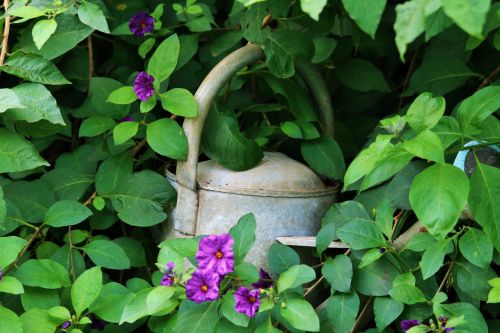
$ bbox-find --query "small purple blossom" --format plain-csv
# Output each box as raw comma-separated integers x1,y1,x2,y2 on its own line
133,71,155,101
401,319,421,332
89,314,106,331
119,116,135,122
161,262,175,286
379,247,386,254
0,269,3,282
444,328,455,332
186,269,220,303
61,321,71,330
252,268,273,289
129,12,154,37
234,286,260,318
196,234,234,276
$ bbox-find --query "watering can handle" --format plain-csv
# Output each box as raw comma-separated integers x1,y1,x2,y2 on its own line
173,43,334,235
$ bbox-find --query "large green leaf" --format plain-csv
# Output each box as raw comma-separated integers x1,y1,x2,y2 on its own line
435,302,488,333
267,243,300,275
229,213,256,264
263,30,313,78
374,297,404,331
401,130,444,164
459,228,493,268
278,265,316,293
0,305,23,333
337,219,385,250
114,237,146,267
14,259,71,289
394,0,426,60
77,1,109,33
71,266,102,317
301,135,345,180
7,83,64,125
19,15,93,60
173,301,219,333
113,121,139,145
342,0,387,38
457,86,500,135
389,272,428,303
0,236,27,268
442,0,490,38
420,238,454,279
146,118,188,160
300,0,327,21
1,51,70,85
201,105,263,171
31,19,57,50
90,282,134,323
147,34,180,85
0,88,23,113
79,115,116,137
42,168,94,201
159,88,198,117
44,200,92,227
335,59,390,92
0,128,49,173
279,294,320,332
90,77,130,119
468,162,500,251
82,239,130,270
221,292,249,327
409,164,469,239
321,255,352,293
19,309,60,333
405,92,446,133
352,257,399,296
326,291,359,333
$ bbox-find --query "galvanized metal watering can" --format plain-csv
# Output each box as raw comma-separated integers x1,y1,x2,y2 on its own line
163,44,339,266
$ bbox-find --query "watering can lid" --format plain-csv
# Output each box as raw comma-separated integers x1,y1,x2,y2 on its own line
194,152,335,196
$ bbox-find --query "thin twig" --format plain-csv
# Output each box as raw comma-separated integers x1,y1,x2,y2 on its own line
130,138,147,157
390,209,405,240
83,191,96,206
350,297,374,333
397,47,420,113
436,261,454,295
87,35,94,92
477,64,500,90
0,0,11,66
304,276,324,297
5,227,41,274
68,226,76,281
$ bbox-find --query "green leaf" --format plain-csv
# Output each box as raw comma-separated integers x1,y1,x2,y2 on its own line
95,153,133,195
19,15,93,60
0,276,24,294
278,265,315,293
436,302,488,333
409,164,469,239
234,263,259,283
322,255,352,293
394,0,426,60
457,86,500,135
113,121,139,145
301,135,345,180
0,305,23,333
453,260,495,301
210,31,243,56
300,0,327,21
402,130,444,164
281,121,302,139
263,30,313,78
20,309,60,333
360,146,413,191
433,116,462,149
79,115,116,137
375,199,394,238
316,223,336,256
459,228,493,268
221,292,249,327
335,59,390,92
32,19,57,50
159,88,198,117
42,168,93,202
268,243,300,275
44,200,92,227
229,213,257,264
7,83,65,125
114,237,146,267
406,92,446,133
146,118,188,160
8,6,45,20
255,315,282,333
173,301,219,333
280,294,320,332
138,38,156,59
389,280,427,304
420,238,454,279
147,34,180,85
312,37,337,63
48,306,70,321
326,291,359,333
374,297,404,331
468,162,500,251
337,219,385,250
77,1,110,33
0,88,23,113
342,0,386,38
201,105,263,171
90,77,131,119
403,232,438,252
107,86,137,104
443,0,490,38
82,240,130,270
352,257,399,296
343,135,393,189
14,259,71,289
89,282,134,323
0,128,49,173
71,266,102,317
0,236,27,268
359,248,385,268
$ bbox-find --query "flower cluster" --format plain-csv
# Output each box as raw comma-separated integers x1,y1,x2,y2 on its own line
133,71,155,101
400,317,456,333
129,12,154,37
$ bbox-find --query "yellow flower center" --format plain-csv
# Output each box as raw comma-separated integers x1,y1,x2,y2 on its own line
201,285,208,292
215,251,223,259
249,296,256,303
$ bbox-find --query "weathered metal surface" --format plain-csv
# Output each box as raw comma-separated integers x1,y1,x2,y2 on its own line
162,44,340,268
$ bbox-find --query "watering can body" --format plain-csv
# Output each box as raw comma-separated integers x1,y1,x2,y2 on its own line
162,44,339,267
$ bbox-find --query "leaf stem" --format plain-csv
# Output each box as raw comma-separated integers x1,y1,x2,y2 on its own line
5,225,42,274
477,64,500,90
435,261,454,296
0,0,11,66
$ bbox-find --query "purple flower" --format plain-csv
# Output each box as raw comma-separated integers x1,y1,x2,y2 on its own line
196,234,234,276
186,269,220,303
61,321,71,330
0,269,3,282
252,268,273,289
401,320,421,332
444,328,455,332
129,12,154,36
119,116,135,122
89,314,106,331
161,262,175,286
133,71,155,101
379,247,386,254
234,287,260,318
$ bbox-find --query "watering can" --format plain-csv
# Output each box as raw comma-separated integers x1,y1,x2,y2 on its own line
162,44,339,266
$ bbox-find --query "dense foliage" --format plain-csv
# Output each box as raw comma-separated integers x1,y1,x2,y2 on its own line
0,0,499,332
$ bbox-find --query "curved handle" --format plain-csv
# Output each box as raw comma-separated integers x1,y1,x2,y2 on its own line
173,44,334,235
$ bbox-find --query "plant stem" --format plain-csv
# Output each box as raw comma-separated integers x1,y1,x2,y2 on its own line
435,261,454,296
304,276,324,297
350,297,374,333
477,64,500,90
5,226,42,274
68,226,76,282
87,35,94,92
0,0,11,66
